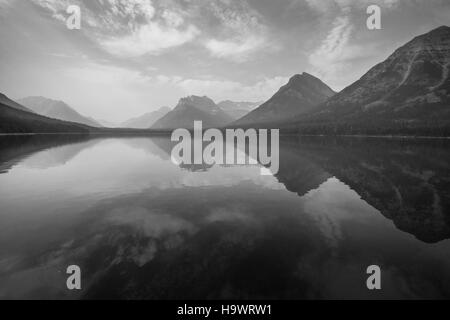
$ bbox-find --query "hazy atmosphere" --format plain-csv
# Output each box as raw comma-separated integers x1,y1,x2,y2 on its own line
1,0,450,304
1,0,449,122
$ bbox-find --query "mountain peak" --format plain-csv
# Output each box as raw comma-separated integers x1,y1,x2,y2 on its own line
180,95,213,103
280,72,335,98
18,96,101,127
288,72,319,83
289,25,450,132
152,95,232,130
0,92,33,113
177,95,217,113
159,106,171,112
428,25,450,34
404,25,450,49
301,71,318,78
233,73,335,126
179,95,213,103
285,72,332,90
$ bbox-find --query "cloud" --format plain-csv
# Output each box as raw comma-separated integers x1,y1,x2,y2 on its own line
101,23,199,57
305,0,401,89
0,0,13,16
202,0,269,61
96,0,201,57
108,207,195,239
29,0,271,61
205,35,266,62
0,0,13,7
30,0,200,57
308,16,354,82
304,0,400,13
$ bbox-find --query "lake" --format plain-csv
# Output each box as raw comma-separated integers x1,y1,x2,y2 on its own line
0,135,449,299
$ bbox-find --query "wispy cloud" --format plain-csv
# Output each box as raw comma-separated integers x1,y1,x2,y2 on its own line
101,23,199,57
30,0,271,60
308,16,355,87
31,0,201,57
0,0,13,7
97,1,201,57
205,35,266,62
304,0,401,89
304,0,400,13
201,0,270,61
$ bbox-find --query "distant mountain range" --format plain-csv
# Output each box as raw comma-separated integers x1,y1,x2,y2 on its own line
0,93,91,133
0,93,33,113
121,106,171,129
1,26,449,136
101,101,259,129
152,96,233,129
281,25,450,135
233,73,335,126
217,100,261,120
0,92,255,133
18,96,102,127
96,119,117,128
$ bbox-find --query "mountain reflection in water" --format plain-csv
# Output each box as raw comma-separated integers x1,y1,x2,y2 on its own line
0,135,449,299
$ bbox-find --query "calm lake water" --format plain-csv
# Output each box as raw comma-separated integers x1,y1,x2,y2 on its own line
0,135,449,300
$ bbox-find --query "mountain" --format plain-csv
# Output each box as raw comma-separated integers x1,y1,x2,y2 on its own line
96,119,118,128
88,117,105,128
0,100,92,134
0,93,33,113
121,106,171,129
18,96,102,127
233,73,335,126
217,100,261,120
152,96,233,130
288,26,450,135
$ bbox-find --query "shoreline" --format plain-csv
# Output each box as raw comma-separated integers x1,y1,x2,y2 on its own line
1,132,450,139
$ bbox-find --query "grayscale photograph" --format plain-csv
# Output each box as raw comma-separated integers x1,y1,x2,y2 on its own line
0,0,449,307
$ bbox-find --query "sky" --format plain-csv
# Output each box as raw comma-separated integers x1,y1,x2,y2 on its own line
0,0,449,123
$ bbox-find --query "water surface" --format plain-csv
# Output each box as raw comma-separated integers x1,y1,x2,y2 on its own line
0,135,449,299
